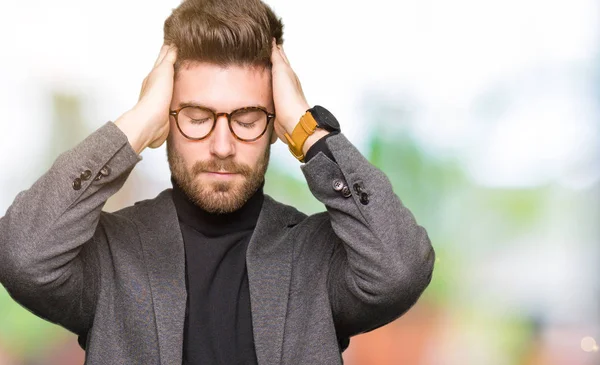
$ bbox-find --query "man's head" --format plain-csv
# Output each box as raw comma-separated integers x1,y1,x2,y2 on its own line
163,0,283,214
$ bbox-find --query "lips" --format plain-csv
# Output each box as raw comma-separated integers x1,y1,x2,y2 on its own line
202,171,239,178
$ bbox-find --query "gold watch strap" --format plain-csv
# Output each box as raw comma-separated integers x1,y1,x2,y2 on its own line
284,110,318,161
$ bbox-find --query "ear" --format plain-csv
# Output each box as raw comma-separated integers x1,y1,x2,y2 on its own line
269,124,278,144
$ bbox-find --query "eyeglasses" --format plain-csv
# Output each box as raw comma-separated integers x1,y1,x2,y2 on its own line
169,105,276,142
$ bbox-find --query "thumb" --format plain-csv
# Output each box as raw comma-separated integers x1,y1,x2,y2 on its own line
159,46,178,68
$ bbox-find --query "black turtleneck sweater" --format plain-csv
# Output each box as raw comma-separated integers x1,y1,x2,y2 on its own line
171,135,337,364
172,178,263,365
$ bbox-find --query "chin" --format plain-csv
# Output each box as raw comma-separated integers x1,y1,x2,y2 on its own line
191,179,246,214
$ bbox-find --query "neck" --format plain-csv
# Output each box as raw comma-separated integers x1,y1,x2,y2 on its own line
171,177,264,237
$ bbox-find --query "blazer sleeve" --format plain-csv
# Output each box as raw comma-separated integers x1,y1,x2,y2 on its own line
300,133,435,339
0,121,141,335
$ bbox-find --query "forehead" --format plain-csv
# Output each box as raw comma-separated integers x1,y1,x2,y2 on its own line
173,62,273,111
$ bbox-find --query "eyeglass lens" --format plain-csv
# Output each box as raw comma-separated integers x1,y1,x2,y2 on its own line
177,107,268,140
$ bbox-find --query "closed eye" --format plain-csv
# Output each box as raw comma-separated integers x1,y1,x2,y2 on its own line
190,118,211,124
235,121,258,129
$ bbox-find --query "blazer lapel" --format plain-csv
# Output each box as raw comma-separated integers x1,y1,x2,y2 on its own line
135,190,303,365
136,189,187,365
246,195,304,365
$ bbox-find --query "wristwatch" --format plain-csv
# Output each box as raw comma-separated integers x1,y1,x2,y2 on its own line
284,105,341,161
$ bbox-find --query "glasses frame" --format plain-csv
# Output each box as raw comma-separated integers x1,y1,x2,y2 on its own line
169,105,276,142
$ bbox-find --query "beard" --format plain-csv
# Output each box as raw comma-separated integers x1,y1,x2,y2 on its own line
167,141,270,214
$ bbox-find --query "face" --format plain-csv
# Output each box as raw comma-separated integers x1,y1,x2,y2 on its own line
167,62,277,214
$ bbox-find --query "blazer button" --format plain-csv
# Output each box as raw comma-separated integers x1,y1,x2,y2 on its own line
72,177,82,191
353,183,363,194
341,185,352,198
332,179,344,192
359,192,369,205
81,169,92,181
100,166,111,177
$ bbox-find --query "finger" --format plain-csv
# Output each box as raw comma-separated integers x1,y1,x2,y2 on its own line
154,44,170,68
278,45,291,66
160,46,178,66
271,40,285,66
270,43,278,64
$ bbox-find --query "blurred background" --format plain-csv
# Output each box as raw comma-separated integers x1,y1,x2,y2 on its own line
0,0,598,364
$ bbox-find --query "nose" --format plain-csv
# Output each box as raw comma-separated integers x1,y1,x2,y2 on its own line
209,116,235,159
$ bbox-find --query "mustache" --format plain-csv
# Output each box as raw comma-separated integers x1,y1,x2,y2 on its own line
190,158,252,177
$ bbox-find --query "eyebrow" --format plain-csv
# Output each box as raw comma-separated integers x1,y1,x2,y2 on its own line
177,101,271,112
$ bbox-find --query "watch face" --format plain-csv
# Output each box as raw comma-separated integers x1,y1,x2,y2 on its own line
311,105,341,132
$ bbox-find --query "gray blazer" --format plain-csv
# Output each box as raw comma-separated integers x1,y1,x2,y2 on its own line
0,122,434,365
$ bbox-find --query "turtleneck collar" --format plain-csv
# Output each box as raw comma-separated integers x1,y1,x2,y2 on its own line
171,177,264,238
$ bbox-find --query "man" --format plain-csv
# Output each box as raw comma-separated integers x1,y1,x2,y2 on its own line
0,0,435,364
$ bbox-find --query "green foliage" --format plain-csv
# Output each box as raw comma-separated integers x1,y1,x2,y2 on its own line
0,286,70,358
264,165,325,215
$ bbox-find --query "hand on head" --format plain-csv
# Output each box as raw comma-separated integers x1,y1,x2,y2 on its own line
269,39,310,145
115,44,178,153
117,39,314,154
